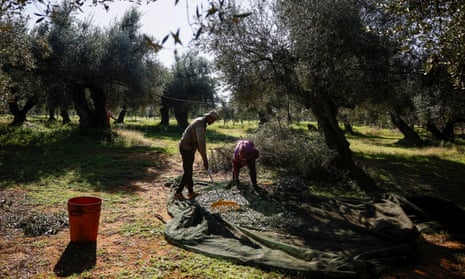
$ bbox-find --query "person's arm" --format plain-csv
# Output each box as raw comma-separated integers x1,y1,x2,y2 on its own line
195,125,209,170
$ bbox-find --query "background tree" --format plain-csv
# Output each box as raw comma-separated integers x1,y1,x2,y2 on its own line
1,3,165,129
199,1,297,126
30,2,76,124
420,64,465,142
370,49,425,146
102,10,166,125
73,8,158,129
0,15,41,125
31,5,163,129
367,0,465,143
160,51,217,128
379,0,465,89
282,0,395,172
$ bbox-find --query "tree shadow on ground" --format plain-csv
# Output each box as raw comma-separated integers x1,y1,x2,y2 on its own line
355,152,465,206
0,132,168,193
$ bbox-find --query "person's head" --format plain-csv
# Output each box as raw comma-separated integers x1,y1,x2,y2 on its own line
204,110,219,125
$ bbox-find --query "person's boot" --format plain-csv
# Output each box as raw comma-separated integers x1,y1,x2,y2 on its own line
187,192,200,200
174,193,186,201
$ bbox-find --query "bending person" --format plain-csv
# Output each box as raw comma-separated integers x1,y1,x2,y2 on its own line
232,140,260,190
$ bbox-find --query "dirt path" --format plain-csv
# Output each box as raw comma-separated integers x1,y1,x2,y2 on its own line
88,153,180,276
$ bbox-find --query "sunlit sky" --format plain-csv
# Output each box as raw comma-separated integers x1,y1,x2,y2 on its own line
25,0,211,67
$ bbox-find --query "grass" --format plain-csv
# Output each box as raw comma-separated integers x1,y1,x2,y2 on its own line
2,115,465,278
347,125,465,206
135,250,286,279
4,116,464,204
0,122,160,191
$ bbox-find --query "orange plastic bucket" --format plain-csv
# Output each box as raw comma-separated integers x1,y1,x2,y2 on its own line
68,197,102,243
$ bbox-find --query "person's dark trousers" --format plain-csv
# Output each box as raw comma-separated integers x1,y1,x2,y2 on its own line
248,160,258,187
177,147,195,194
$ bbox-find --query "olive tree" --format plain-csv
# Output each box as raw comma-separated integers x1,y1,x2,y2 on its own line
160,51,217,128
29,5,163,129
0,15,42,125
379,0,465,89
368,0,465,142
198,1,302,126
198,0,391,185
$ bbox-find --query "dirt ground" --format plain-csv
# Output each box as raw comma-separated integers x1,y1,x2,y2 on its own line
1,153,465,278
1,152,179,278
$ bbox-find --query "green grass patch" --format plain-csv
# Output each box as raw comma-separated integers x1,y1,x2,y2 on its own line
0,123,163,192
122,119,252,153
119,218,164,238
141,250,287,279
0,119,169,221
346,126,465,205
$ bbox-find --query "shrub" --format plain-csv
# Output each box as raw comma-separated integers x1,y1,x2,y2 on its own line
252,122,335,178
208,146,235,172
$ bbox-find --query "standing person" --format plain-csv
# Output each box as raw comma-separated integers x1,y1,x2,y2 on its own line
174,110,220,200
232,140,260,190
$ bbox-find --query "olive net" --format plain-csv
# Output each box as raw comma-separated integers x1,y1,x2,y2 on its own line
164,181,419,278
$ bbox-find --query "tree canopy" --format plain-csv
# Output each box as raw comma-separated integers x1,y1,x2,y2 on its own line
377,0,465,89
1,3,165,128
160,51,217,128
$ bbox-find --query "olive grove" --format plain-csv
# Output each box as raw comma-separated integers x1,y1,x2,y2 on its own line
1,2,165,129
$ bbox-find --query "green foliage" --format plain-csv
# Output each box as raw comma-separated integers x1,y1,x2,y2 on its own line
2,4,166,129
381,0,465,88
201,0,302,120
163,51,217,127
283,0,392,105
0,15,40,111
252,122,335,178
0,121,75,146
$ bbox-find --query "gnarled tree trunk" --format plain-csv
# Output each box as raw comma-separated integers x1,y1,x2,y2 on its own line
342,115,354,134
173,105,189,129
60,108,71,124
426,117,465,142
90,83,109,129
390,112,423,146
8,96,38,126
72,86,92,130
48,108,57,122
115,106,127,124
160,96,170,126
72,84,110,130
303,91,378,192
308,93,355,171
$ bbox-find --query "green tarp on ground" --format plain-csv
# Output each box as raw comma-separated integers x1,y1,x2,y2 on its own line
164,190,419,278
